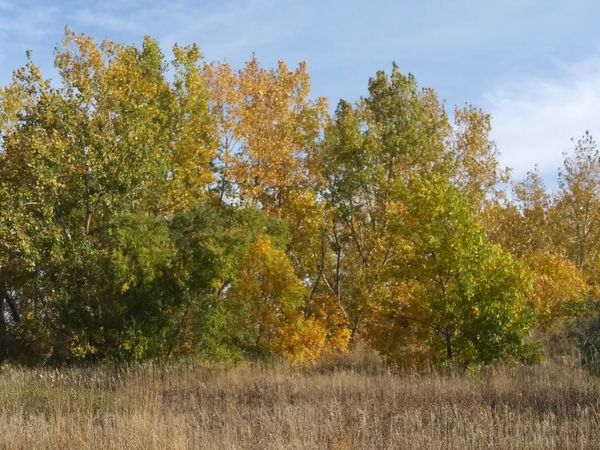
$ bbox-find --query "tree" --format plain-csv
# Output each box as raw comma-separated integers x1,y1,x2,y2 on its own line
228,234,350,364
203,57,350,355
554,132,600,294
368,177,536,366
203,57,326,212
482,169,588,330
320,66,511,345
230,235,307,357
0,31,215,361
168,204,290,362
321,68,451,338
450,105,510,202
0,33,577,368
525,250,587,329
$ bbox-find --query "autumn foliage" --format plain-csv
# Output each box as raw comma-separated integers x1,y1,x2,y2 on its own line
0,31,595,368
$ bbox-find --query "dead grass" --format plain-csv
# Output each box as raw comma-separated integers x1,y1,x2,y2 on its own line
0,354,599,449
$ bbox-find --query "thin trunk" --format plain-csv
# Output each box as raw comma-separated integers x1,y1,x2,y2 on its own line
445,330,453,359
351,306,366,341
5,295,20,323
0,298,6,362
333,229,342,296
85,211,93,234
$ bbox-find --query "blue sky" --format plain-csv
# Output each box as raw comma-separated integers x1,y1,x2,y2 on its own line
1,0,600,183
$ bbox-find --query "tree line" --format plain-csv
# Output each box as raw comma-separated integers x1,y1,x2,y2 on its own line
0,31,595,367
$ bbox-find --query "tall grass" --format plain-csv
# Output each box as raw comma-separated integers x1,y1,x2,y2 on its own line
0,353,599,449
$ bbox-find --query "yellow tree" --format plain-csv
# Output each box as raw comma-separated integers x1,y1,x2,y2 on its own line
526,251,587,329
554,133,600,286
203,57,327,211
202,57,327,256
203,57,346,350
483,169,588,329
450,105,510,202
230,235,348,364
483,170,553,256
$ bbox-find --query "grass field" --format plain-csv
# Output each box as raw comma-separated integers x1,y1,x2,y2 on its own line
0,351,599,449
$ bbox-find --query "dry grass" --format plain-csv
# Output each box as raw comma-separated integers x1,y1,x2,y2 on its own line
0,353,599,449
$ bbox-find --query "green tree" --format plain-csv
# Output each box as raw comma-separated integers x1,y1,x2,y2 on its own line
168,204,290,362
321,68,450,338
371,178,536,366
320,67,510,346
0,31,214,361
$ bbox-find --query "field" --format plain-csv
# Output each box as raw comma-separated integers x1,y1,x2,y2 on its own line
0,351,599,450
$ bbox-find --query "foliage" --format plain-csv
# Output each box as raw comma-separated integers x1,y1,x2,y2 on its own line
369,178,536,366
0,31,595,368
0,31,214,362
577,305,600,374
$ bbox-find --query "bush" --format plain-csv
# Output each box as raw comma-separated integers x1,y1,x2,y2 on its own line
576,308,600,374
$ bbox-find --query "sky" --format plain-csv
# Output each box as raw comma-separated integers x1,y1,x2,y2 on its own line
1,0,600,185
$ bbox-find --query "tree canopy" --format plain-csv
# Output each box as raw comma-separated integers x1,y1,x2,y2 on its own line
0,31,593,368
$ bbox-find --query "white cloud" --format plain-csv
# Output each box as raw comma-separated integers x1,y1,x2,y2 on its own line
486,55,600,184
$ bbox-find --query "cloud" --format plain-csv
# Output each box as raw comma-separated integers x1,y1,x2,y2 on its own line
486,55,600,184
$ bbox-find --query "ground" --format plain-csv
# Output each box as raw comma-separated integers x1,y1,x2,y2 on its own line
0,352,598,449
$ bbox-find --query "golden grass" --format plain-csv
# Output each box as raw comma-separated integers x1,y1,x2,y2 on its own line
0,354,599,449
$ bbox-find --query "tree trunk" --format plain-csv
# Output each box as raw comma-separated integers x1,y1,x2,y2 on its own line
445,330,453,359
0,298,6,362
5,295,20,323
